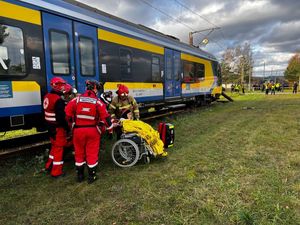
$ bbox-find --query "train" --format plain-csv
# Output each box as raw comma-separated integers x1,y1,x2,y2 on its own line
0,0,222,132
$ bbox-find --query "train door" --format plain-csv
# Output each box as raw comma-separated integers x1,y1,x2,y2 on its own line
43,13,98,93
73,22,99,93
164,48,181,98
43,13,75,91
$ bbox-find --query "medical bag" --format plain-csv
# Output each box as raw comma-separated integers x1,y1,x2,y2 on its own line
158,122,174,148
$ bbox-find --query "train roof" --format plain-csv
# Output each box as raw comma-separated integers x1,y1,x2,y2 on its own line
18,0,217,61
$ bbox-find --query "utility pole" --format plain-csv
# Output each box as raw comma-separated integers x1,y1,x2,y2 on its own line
263,61,265,79
188,27,220,46
271,67,273,80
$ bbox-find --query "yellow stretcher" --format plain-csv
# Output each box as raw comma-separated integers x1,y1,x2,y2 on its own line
111,119,168,168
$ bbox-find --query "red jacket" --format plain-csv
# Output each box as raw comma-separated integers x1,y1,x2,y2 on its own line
43,91,68,130
65,90,111,128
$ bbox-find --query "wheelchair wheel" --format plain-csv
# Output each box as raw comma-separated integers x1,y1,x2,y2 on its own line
111,139,140,168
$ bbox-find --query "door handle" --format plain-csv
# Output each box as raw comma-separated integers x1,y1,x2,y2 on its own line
71,67,76,81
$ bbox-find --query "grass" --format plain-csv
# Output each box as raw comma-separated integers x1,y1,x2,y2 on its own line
0,93,300,225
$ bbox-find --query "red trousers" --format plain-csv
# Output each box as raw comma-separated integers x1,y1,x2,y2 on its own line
73,127,101,168
45,127,67,177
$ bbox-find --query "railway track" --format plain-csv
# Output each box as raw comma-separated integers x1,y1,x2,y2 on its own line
0,104,191,159
0,132,50,159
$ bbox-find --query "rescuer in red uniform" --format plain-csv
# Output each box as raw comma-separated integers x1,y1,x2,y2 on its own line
43,77,69,177
65,80,113,183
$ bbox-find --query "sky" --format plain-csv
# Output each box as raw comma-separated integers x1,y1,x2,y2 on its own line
77,0,300,77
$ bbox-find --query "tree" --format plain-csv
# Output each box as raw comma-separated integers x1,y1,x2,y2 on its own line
221,48,236,86
284,53,300,82
221,42,253,86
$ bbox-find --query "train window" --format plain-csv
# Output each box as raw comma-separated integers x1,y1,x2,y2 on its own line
174,55,181,81
50,30,70,75
213,61,222,85
0,24,26,76
152,56,160,82
79,36,95,76
166,54,172,80
195,63,205,81
183,61,195,83
120,48,132,79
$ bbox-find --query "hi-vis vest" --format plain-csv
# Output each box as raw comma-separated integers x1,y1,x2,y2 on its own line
75,96,99,126
43,93,61,124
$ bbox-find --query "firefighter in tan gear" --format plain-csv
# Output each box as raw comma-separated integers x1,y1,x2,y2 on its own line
109,84,140,138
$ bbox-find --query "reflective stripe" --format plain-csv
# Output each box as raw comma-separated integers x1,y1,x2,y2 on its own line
106,124,113,130
53,161,64,165
76,115,95,120
87,162,98,168
49,155,54,159
75,161,86,166
79,97,97,104
111,114,116,117
134,110,139,113
96,100,103,106
45,117,56,121
45,112,55,116
119,105,131,109
110,105,116,109
96,126,101,135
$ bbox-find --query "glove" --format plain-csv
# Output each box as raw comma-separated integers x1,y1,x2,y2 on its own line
106,125,113,134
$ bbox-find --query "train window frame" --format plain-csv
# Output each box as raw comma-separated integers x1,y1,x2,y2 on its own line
173,54,181,81
119,48,132,81
49,29,71,76
0,24,27,77
195,63,205,81
78,35,95,77
183,61,195,83
166,53,172,80
151,55,160,82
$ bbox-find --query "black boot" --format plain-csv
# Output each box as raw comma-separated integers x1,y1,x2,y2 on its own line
76,166,85,183
88,167,97,184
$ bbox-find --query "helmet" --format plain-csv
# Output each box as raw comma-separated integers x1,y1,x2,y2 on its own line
117,84,129,97
50,77,66,93
85,80,103,92
100,91,113,105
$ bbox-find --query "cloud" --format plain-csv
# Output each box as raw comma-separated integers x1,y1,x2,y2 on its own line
76,0,300,75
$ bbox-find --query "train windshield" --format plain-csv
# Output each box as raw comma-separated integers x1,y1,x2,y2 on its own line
0,24,26,76
212,61,222,85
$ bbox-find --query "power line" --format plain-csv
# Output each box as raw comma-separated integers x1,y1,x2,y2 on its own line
174,0,218,29
174,0,227,46
138,0,195,31
137,0,224,49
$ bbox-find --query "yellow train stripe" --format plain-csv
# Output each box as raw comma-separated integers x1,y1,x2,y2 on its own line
104,82,163,90
212,86,222,95
0,1,41,25
181,53,215,88
181,53,213,75
12,81,40,92
98,29,164,55
181,53,208,64
182,78,215,90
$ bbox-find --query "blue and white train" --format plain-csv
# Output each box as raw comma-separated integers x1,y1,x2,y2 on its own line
0,0,222,132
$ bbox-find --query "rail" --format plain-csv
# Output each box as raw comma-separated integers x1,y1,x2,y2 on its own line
0,105,192,159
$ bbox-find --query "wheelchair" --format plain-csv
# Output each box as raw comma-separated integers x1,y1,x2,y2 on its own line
111,132,154,168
